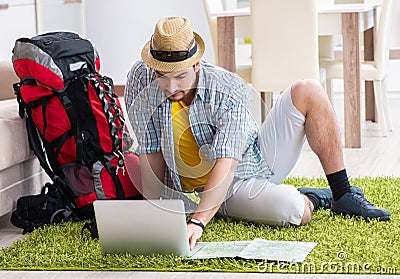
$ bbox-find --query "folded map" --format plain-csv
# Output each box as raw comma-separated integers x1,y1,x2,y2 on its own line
188,238,317,262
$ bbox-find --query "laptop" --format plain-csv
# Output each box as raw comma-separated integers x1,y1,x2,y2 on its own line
93,199,203,257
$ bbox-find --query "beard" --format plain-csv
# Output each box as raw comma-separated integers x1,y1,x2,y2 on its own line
166,88,196,103
167,91,186,102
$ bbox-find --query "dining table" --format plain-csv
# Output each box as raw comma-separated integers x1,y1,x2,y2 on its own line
210,1,382,148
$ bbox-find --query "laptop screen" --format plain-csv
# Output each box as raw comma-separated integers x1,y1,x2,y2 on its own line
93,199,193,256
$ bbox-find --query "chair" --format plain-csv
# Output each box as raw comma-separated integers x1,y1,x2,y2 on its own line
319,35,335,61
321,0,396,136
250,0,324,120
202,0,252,82
318,1,336,67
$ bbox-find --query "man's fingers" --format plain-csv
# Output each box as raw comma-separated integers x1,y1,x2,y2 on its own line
188,229,201,250
189,233,198,250
188,224,203,250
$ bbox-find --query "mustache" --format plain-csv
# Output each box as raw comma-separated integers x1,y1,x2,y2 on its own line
164,89,185,96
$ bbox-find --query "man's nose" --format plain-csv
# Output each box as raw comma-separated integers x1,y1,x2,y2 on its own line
166,79,178,94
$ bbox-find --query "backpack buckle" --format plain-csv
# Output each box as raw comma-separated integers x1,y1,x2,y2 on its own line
60,94,73,110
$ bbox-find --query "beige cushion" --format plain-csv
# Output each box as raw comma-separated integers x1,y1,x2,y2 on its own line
0,99,33,172
0,61,19,101
0,62,49,217
0,158,45,218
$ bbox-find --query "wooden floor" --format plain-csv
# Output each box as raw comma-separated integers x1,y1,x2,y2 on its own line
1,93,399,278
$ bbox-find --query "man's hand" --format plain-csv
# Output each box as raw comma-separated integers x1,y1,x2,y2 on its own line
187,222,203,250
186,158,238,249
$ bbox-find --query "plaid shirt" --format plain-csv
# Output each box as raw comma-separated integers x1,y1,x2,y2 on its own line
125,60,272,192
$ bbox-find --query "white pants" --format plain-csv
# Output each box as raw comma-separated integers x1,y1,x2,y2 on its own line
219,86,307,226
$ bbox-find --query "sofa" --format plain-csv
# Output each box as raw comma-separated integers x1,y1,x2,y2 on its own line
0,61,47,218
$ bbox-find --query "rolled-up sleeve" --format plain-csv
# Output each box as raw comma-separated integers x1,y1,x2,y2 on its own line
125,61,161,154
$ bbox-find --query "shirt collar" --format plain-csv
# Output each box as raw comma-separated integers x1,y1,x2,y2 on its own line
194,60,208,101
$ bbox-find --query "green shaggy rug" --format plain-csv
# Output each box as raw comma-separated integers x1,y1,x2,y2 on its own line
0,177,399,274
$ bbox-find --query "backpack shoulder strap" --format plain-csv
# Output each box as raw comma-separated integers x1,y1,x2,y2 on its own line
81,219,99,240
103,158,125,199
13,77,37,119
26,116,77,207
26,115,56,180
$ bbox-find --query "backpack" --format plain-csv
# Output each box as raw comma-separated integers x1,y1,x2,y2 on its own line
11,32,142,232
10,181,79,234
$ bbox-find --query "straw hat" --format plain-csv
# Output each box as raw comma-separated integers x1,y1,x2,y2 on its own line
141,17,205,72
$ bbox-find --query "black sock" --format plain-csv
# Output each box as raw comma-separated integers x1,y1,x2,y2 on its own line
327,169,351,200
306,194,320,211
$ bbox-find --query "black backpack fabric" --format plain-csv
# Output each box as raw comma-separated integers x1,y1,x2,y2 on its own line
10,182,78,234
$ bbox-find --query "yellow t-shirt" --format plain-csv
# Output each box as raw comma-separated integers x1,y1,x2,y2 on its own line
172,101,212,191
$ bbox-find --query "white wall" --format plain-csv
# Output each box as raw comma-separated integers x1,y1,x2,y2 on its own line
0,1,37,61
390,2,400,49
386,1,400,93
84,0,215,85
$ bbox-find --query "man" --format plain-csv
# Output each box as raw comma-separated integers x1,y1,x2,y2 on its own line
125,17,390,249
